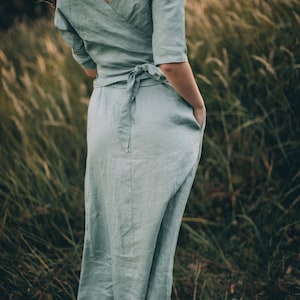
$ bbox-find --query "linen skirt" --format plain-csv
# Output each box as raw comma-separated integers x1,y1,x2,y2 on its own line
78,78,205,300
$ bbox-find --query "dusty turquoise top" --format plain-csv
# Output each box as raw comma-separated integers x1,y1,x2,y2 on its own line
54,0,187,85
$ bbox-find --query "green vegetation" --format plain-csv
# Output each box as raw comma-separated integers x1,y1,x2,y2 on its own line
0,0,299,299
0,0,50,30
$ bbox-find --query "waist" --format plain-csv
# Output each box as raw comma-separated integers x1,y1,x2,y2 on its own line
93,63,167,88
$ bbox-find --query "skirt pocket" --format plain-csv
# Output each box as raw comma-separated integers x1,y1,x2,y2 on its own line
163,83,204,131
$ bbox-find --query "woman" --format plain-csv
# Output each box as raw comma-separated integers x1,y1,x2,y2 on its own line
54,0,206,299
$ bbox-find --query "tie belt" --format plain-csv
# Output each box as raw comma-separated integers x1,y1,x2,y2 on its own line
117,64,167,153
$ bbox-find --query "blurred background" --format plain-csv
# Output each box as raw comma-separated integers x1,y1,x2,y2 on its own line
0,0,51,30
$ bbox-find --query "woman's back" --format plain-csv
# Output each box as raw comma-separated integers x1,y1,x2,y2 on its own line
55,0,187,83
55,0,153,80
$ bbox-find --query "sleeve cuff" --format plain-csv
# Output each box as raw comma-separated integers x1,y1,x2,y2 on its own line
154,53,188,66
72,50,97,69
81,59,97,70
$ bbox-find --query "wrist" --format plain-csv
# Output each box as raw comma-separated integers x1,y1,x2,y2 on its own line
193,105,205,112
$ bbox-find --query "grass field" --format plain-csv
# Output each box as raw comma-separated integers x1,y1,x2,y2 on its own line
0,0,299,299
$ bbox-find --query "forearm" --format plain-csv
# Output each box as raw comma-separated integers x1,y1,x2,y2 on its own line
159,62,205,110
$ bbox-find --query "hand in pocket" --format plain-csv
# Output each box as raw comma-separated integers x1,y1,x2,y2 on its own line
193,106,206,128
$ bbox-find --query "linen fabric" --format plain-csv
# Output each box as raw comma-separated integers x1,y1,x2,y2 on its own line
54,1,205,299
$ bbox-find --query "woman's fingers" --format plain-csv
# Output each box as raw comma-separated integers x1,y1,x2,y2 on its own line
193,107,206,127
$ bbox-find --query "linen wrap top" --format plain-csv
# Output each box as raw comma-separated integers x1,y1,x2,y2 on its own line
54,0,188,86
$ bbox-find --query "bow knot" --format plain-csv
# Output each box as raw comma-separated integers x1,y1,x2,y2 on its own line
118,64,166,152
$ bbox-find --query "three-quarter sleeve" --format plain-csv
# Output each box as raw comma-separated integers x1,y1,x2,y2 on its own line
152,0,188,65
54,9,97,70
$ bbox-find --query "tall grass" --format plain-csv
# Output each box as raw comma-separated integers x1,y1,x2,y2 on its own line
175,0,300,299
0,0,299,299
0,21,91,299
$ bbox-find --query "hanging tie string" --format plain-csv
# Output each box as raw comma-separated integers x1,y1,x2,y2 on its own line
118,64,167,152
